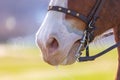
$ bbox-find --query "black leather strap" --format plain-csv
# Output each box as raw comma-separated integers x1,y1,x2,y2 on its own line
48,6,89,23
87,0,105,26
78,41,120,62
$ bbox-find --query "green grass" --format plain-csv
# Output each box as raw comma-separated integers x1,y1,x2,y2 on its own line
0,44,118,80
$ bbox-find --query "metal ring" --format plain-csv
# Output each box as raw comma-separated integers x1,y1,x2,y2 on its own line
88,20,94,29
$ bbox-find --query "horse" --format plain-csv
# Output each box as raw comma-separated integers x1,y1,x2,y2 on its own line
36,0,120,80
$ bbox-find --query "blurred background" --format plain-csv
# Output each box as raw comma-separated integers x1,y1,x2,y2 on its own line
0,0,49,44
0,0,118,80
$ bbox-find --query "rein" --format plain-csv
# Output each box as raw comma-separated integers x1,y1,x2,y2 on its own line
48,0,120,62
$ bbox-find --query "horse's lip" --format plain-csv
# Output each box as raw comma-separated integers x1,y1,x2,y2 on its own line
68,40,80,58
61,40,80,65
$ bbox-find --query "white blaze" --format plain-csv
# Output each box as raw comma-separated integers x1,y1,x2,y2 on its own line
36,0,84,65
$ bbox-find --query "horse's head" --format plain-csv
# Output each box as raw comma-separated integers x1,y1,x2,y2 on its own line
36,0,101,66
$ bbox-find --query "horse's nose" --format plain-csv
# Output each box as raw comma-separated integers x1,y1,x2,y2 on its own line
37,35,62,65
37,33,59,53
46,37,59,53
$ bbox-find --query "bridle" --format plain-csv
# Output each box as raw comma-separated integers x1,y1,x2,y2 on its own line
48,0,120,62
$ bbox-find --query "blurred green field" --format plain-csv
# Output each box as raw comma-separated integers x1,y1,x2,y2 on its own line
0,44,118,80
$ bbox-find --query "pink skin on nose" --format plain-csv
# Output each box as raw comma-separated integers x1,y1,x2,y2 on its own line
37,35,68,66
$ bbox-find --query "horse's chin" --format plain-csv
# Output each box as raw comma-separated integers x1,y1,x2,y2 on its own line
61,40,80,65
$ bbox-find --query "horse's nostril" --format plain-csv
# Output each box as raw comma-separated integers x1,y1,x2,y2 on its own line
46,37,59,53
